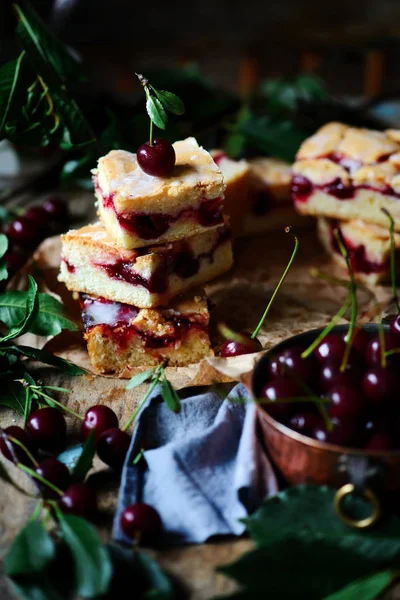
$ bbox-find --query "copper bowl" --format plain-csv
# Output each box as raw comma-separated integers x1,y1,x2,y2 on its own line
251,324,400,527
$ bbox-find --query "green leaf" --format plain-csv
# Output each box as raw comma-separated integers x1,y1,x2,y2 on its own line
10,576,65,600
0,276,38,342
0,378,26,414
0,52,27,134
5,521,55,577
0,233,9,282
323,570,395,600
0,460,32,496
239,117,309,163
146,96,167,129
0,290,78,337
72,430,95,481
58,514,112,598
160,372,181,413
136,551,174,600
154,90,185,115
8,345,87,375
126,368,155,390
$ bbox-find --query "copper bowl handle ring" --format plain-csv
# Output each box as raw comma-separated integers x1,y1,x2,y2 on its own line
334,483,382,529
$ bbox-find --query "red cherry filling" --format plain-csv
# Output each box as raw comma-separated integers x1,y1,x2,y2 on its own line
120,503,162,543
137,138,176,177
220,332,262,358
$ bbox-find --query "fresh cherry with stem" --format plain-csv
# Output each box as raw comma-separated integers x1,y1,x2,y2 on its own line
35,458,71,499
26,407,67,453
327,384,364,419
0,426,36,465
81,405,119,441
220,227,299,357
59,483,98,520
96,428,131,469
120,503,162,544
362,366,398,405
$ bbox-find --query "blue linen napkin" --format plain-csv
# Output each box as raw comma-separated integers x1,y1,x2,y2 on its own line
113,383,278,545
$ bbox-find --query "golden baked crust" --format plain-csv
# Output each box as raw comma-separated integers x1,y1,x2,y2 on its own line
249,157,292,190
82,291,213,373
94,137,225,214
296,122,348,160
293,159,349,186
59,221,233,308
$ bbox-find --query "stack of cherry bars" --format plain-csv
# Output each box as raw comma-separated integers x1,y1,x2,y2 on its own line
59,138,233,375
292,122,400,285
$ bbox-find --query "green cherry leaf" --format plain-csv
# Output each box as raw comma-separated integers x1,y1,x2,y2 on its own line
4,520,56,577
323,570,395,600
160,371,181,413
8,345,87,375
154,90,185,115
58,514,112,598
0,276,38,343
72,429,96,481
126,368,156,390
0,233,9,282
146,96,167,129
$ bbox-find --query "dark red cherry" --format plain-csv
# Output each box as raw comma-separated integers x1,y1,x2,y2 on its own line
342,328,370,356
0,426,36,465
96,428,131,469
35,458,71,499
59,483,98,520
133,214,170,240
365,333,399,367
7,217,42,246
314,334,346,363
362,367,398,405
220,332,262,358
43,197,68,221
26,407,67,453
365,430,395,451
5,248,27,274
25,205,49,225
319,357,363,392
288,412,320,435
81,405,119,441
137,138,176,177
327,384,364,419
268,347,315,381
261,376,301,420
312,417,357,447
120,503,162,543
390,315,400,338
197,197,224,227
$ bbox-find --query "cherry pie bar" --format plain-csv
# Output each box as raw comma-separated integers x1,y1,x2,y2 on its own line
317,217,400,285
293,122,400,229
59,222,233,308
211,151,250,235
94,138,225,249
80,290,213,374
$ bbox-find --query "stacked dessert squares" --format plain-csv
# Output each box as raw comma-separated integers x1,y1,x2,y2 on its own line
59,138,233,374
211,150,308,237
292,122,400,285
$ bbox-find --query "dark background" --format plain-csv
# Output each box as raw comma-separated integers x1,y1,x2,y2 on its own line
3,0,400,99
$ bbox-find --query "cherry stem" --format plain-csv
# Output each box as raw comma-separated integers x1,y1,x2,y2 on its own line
379,322,387,369
251,227,299,340
382,208,400,314
32,387,82,420
18,463,64,497
122,366,163,431
8,435,38,467
149,119,154,147
385,346,400,357
30,500,44,521
333,228,358,372
218,323,251,344
301,294,352,359
23,386,31,429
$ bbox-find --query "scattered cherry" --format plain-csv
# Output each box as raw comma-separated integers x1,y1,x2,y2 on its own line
362,367,398,405
59,483,98,520
0,426,36,465
26,407,67,453
7,217,42,246
120,503,162,543
137,138,176,177
25,205,49,225
81,405,119,441
327,384,364,419
269,347,315,382
314,334,346,363
220,332,262,358
5,248,27,274
35,458,71,499
96,428,131,469
42,197,68,221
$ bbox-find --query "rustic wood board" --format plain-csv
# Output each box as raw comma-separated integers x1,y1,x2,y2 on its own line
0,190,398,598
